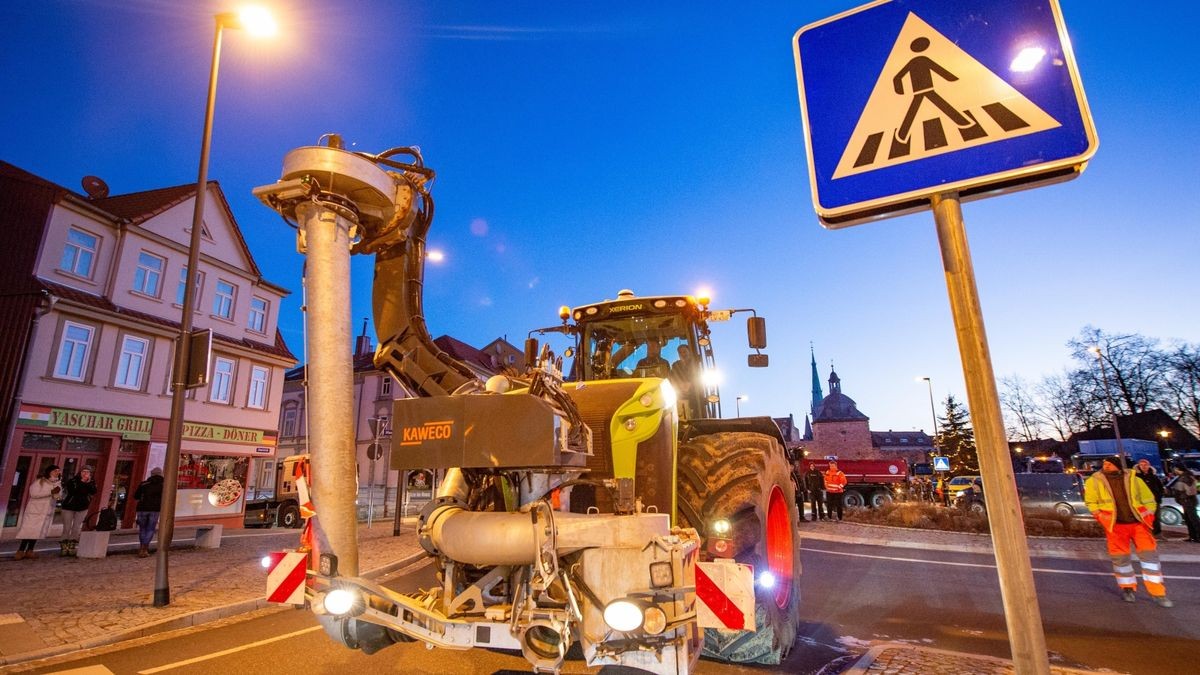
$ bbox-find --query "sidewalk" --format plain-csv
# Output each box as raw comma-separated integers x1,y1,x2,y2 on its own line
0,521,425,667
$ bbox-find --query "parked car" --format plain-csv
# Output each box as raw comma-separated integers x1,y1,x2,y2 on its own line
946,475,981,496
1157,494,1199,528
952,473,1088,518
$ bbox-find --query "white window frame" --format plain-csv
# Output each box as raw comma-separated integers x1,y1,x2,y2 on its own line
380,376,392,398
54,320,94,381
247,365,269,409
210,357,235,404
176,267,205,306
282,407,298,438
213,279,236,320
60,227,99,278
248,296,269,333
132,251,165,297
114,335,150,390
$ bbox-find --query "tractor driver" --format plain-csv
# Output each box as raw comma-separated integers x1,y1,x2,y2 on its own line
634,339,670,378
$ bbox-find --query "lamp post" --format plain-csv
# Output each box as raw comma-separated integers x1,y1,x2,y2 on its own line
1088,346,1127,471
155,7,276,608
918,376,938,463
736,395,747,418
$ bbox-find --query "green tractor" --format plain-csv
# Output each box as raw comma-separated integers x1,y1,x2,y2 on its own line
527,289,803,663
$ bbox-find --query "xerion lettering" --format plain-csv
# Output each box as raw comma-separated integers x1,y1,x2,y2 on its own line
608,303,644,313
400,420,455,446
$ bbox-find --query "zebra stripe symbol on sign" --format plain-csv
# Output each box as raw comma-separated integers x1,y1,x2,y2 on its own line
833,12,1060,179
265,551,309,605
696,561,755,631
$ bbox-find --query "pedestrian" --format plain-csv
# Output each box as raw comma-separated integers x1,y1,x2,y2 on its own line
1168,465,1200,543
59,466,97,556
935,475,948,506
803,465,826,521
1083,456,1173,607
134,467,165,558
1134,459,1165,537
824,461,848,521
14,464,62,560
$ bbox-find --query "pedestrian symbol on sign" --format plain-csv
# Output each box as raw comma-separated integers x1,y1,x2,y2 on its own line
833,12,1060,179
933,456,951,472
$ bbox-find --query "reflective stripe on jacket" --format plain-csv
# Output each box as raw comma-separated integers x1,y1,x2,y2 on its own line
824,469,847,494
1083,470,1156,532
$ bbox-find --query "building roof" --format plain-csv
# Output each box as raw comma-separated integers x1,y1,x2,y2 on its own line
434,334,498,373
871,430,934,448
812,367,869,422
1068,409,1198,452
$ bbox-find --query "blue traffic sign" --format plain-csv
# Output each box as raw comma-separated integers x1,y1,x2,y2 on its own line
932,456,950,472
793,0,1097,227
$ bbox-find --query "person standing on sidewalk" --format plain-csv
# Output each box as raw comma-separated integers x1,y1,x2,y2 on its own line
58,466,97,556
1168,465,1200,542
1134,459,1165,537
804,466,826,521
824,462,848,521
1084,456,1172,607
134,467,164,558
14,465,62,559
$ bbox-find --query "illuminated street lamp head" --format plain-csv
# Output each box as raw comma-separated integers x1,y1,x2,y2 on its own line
226,6,277,36
426,249,446,263
1159,430,1170,438
916,376,930,382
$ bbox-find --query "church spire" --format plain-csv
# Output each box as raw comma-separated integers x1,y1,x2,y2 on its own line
810,344,823,414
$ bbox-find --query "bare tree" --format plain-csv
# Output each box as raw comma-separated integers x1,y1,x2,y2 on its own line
1069,326,1168,415
1034,370,1105,440
1162,342,1200,437
1000,375,1045,441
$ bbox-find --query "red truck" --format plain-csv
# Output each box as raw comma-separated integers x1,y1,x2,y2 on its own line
798,458,909,508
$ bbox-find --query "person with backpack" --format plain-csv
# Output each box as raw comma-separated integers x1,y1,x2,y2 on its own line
59,466,97,556
1169,465,1200,543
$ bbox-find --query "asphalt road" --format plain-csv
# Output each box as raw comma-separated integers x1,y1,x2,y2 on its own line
12,539,1199,675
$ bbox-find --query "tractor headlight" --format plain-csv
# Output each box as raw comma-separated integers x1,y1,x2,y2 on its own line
659,380,677,410
603,599,644,632
322,588,359,616
711,518,732,536
642,606,668,635
757,571,777,590
260,555,273,569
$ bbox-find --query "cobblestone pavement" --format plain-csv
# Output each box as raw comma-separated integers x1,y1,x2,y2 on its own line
0,521,424,665
844,643,1104,674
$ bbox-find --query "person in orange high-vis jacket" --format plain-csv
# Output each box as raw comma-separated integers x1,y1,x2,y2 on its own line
1084,456,1172,608
824,462,848,521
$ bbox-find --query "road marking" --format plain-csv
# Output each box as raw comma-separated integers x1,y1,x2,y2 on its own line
46,667,115,674
136,626,320,673
801,546,1200,580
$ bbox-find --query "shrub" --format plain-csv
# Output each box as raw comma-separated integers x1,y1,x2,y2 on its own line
840,501,1102,537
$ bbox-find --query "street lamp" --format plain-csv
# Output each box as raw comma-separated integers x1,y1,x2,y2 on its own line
1088,346,1127,471
156,6,276,608
917,376,938,462
736,395,747,418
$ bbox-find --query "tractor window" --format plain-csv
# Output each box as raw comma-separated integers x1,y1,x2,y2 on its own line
581,313,695,381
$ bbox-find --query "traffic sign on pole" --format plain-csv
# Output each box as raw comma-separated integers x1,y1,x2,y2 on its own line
794,0,1097,227
932,456,950,472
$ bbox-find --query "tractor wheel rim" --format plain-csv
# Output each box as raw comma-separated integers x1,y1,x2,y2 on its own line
765,485,794,609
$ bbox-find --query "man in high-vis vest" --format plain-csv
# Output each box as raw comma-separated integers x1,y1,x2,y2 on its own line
1084,456,1172,607
824,462,848,521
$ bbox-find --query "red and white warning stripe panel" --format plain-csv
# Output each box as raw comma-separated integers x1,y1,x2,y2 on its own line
696,560,755,630
265,551,309,604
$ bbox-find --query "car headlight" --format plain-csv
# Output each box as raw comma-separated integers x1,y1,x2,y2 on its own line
322,588,359,616
603,599,644,632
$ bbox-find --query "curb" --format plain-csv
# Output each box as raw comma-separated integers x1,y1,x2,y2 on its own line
799,522,1200,563
0,550,429,667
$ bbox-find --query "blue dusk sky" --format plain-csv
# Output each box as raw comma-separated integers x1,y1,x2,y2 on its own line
2,1,1196,434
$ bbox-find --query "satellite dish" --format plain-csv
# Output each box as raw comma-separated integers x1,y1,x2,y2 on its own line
81,175,109,199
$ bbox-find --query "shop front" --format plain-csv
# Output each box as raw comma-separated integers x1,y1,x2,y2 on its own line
163,420,278,530
2,403,152,537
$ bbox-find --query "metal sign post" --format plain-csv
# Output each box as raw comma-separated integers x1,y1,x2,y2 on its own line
932,192,1048,674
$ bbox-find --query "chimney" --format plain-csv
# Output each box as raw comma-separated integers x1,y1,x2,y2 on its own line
354,317,372,356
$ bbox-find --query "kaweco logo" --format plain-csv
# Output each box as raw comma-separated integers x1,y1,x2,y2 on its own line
399,420,454,446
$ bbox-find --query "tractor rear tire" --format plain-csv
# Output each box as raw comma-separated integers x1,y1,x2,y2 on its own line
677,432,802,665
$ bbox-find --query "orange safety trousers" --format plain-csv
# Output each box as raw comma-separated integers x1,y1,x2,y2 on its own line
1105,522,1166,597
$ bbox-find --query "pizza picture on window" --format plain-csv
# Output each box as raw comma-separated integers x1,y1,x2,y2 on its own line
208,478,243,507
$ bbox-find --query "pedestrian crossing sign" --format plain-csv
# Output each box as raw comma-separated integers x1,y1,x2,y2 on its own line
933,456,950,472
794,0,1097,227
